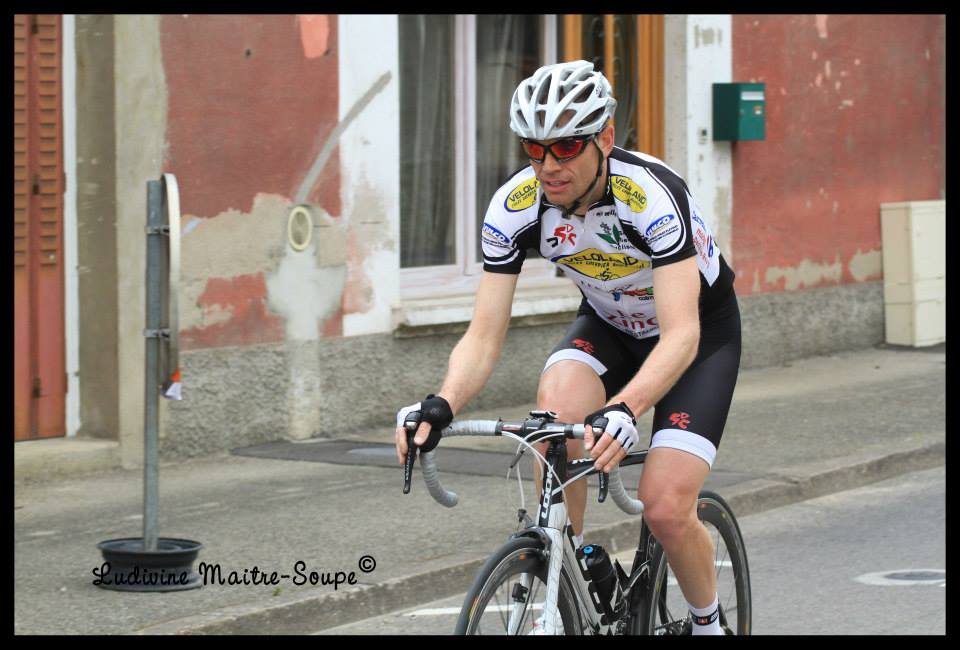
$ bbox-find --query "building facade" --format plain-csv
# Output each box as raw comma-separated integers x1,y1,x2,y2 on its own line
14,14,945,468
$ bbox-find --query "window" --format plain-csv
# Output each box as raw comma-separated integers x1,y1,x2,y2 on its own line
399,15,560,297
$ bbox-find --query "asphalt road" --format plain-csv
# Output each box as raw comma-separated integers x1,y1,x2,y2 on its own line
319,466,946,635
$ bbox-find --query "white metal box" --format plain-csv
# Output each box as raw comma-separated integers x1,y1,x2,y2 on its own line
880,200,945,347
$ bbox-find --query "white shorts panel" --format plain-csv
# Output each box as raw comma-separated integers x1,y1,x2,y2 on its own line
541,348,608,377
650,428,718,468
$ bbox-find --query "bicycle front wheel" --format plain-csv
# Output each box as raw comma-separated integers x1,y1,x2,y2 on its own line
635,490,752,635
454,536,583,635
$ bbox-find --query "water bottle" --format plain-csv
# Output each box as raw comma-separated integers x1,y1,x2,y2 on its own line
576,544,624,621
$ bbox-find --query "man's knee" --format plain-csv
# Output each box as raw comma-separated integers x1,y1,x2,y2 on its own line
537,360,605,423
640,490,700,547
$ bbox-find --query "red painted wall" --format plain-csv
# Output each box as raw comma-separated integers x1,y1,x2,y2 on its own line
159,15,341,350
731,15,945,296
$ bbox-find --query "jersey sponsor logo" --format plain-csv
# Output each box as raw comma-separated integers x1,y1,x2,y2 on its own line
610,175,647,213
612,286,654,302
597,223,623,249
548,224,577,246
481,222,512,248
504,178,540,212
693,228,715,264
551,248,650,281
602,309,659,335
645,214,675,238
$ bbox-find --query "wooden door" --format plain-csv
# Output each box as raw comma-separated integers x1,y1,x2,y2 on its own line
562,14,664,160
15,14,66,441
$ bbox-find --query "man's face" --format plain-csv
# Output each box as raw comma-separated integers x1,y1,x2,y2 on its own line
527,124,615,212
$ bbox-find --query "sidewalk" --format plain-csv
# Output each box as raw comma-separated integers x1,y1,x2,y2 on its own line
14,343,945,635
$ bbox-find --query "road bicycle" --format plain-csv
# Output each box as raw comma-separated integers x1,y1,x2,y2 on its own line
402,410,751,635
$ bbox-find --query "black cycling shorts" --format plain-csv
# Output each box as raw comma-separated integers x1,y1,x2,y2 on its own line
542,289,741,468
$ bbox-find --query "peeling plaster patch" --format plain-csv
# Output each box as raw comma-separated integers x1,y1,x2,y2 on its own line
179,193,290,333
815,14,829,39
693,26,717,48
752,270,761,293
825,60,832,78
343,230,375,315
265,206,347,341
812,50,818,61
342,173,393,317
297,15,329,58
854,58,861,66
765,257,842,291
839,99,855,110
181,273,286,349
849,249,882,282
266,244,347,341
815,73,823,87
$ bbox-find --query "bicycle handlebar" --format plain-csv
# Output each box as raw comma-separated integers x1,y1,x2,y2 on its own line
403,418,645,516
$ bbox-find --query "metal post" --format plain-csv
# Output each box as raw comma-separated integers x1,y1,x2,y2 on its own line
144,180,163,551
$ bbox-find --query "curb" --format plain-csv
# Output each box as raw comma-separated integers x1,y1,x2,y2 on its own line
138,441,945,635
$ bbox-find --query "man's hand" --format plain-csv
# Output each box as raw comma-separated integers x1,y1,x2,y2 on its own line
394,394,454,464
583,403,638,473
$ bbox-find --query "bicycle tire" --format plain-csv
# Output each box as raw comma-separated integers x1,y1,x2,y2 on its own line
454,536,583,635
633,490,752,635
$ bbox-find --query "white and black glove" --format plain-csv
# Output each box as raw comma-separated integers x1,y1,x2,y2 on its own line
584,402,639,452
395,394,453,454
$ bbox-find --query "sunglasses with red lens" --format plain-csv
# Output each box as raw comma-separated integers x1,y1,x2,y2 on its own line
520,133,598,164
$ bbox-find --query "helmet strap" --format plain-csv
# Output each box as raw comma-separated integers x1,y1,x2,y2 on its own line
561,141,607,218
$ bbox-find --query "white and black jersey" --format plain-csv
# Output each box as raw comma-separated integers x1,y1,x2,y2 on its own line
481,147,736,340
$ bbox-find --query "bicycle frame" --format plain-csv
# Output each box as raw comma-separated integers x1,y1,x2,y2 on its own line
405,413,651,635
508,432,647,635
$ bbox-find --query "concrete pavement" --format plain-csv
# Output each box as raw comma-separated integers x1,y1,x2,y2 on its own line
13,343,945,634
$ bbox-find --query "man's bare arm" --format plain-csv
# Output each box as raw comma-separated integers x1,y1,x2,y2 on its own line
396,271,518,458
436,271,519,415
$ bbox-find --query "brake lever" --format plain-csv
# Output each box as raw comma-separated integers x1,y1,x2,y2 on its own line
402,418,419,494
588,418,611,503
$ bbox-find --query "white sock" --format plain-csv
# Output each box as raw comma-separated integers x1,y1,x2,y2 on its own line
688,593,723,635
573,533,584,548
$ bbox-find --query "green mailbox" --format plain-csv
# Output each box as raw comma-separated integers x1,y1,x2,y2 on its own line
712,83,766,141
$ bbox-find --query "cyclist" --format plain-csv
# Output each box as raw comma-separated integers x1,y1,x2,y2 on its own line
395,60,740,635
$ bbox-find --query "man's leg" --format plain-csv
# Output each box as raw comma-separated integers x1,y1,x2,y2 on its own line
534,359,606,537
637,447,715,608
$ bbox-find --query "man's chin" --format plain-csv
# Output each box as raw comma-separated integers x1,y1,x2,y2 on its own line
543,189,572,209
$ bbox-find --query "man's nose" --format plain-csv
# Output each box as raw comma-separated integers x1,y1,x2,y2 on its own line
541,149,563,172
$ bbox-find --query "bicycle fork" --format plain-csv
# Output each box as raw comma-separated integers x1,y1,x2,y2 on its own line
507,507,569,635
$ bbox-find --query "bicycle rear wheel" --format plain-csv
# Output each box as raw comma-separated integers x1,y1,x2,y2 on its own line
635,490,751,635
454,536,583,635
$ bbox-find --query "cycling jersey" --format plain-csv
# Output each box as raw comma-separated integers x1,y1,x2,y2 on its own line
481,147,736,340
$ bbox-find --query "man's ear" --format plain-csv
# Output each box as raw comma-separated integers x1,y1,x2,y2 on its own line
600,123,616,155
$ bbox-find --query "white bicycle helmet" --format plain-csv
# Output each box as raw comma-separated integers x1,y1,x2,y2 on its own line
510,60,617,140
